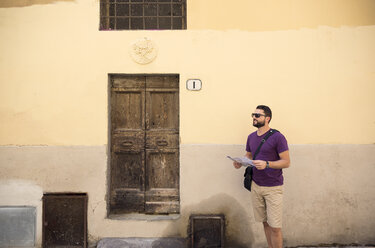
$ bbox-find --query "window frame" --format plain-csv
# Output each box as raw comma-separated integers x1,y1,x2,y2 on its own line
100,0,187,30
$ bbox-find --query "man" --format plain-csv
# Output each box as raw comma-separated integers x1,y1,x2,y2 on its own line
233,105,290,248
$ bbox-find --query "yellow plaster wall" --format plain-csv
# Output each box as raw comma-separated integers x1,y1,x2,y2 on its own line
0,0,374,145
188,0,375,31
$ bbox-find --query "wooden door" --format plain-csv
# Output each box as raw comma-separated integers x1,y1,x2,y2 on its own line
109,75,179,215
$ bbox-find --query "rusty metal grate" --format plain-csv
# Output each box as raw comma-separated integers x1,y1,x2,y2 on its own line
100,0,186,30
43,193,88,248
189,215,225,248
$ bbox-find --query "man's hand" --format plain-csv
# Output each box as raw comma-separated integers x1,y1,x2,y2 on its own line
253,160,267,170
233,162,242,169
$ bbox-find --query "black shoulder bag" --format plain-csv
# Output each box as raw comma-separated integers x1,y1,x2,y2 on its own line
244,129,279,191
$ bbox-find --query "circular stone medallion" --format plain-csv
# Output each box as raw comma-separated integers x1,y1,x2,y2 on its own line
129,38,158,65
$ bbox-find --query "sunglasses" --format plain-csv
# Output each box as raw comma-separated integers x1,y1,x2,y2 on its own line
252,113,266,118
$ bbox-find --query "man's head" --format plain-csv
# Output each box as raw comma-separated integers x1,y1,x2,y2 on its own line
252,105,272,128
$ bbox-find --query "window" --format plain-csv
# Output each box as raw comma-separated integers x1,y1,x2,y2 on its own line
100,0,186,30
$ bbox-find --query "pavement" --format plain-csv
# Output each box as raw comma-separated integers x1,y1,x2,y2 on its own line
97,238,186,248
96,238,375,248
291,246,375,248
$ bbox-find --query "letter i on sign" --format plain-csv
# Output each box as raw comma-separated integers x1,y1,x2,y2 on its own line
186,79,202,91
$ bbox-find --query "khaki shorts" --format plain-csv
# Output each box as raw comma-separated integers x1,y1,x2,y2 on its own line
251,181,283,228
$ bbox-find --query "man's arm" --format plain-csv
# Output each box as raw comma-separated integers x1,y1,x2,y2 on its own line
252,150,290,170
233,152,253,169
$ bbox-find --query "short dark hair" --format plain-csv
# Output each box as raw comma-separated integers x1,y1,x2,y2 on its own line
256,105,272,123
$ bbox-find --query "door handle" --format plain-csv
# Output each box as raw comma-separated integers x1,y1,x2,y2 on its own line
156,140,168,146
121,141,133,147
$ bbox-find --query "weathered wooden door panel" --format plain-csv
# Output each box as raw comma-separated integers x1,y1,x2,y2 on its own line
112,75,146,89
144,76,179,214
110,74,179,215
145,75,179,131
112,131,145,152
145,188,179,202
145,150,179,189
110,188,145,214
111,91,145,131
145,130,179,149
145,149,179,214
110,140,146,213
146,91,179,130
111,152,145,189
145,201,180,214
145,76,179,90
110,76,146,214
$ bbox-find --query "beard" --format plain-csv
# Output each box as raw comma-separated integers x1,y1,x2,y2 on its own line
253,119,265,128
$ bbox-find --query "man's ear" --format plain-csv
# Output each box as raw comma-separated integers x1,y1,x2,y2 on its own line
266,116,271,123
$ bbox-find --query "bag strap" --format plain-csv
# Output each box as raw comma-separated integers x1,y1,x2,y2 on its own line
252,129,279,160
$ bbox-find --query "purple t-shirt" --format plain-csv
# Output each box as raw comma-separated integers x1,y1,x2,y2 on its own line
246,130,289,187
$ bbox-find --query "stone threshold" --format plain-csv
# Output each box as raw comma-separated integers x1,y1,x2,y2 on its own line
97,237,187,248
107,213,180,221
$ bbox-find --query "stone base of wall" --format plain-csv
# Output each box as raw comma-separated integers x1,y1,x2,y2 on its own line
0,144,374,247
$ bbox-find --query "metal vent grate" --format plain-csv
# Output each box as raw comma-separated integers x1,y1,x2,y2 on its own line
43,193,87,248
189,215,225,248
